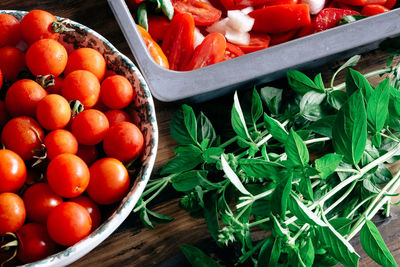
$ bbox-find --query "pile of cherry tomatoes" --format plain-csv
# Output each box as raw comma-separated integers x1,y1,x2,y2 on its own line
0,9,144,264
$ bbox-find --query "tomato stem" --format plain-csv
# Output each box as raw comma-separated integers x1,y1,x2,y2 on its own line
36,74,55,88
52,19,74,33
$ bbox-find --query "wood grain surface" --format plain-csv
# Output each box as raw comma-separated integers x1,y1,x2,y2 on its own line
2,0,400,266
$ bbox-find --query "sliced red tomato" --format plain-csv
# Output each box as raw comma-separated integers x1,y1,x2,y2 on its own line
296,23,316,38
162,13,195,71
336,0,386,5
240,0,298,8
237,33,271,53
249,4,311,34
172,0,222,26
384,0,396,8
361,4,390,15
270,29,298,46
147,16,170,42
219,0,248,10
314,8,360,31
223,43,244,61
184,33,226,70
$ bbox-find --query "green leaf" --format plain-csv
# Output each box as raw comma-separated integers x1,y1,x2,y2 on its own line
309,115,335,138
345,68,374,100
257,236,274,267
147,209,174,224
314,73,325,91
197,112,216,147
170,105,198,145
380,36,400,55
288,194,326,226
251,88,263,124
287,70,324,94
285,128,309,167
332,89,367,166
315,153,343,179
299,91,326,121
337,15,367,25
330,55,360,89
327,90,347,110
203,147,224,164
171,170,208,192
232,92,252,141
264,113,288,143
288,245,307,267
268,238,282,266
329,217,353,236
260,86,282,114
299,177,314,201
221,155,251,196
271,171,292,218
204,192,220,242
271,214,290,239
363,176,381,194
139,208,154,229
180,244,222,267
160,145,203,175
300,238,315,267
367,78,390,135
239,158,285,182
137,2,148,31
360,220,398,267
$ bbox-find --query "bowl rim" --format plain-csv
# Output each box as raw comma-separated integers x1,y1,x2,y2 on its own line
0,10,159,267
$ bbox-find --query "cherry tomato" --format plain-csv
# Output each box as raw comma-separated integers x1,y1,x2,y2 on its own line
162,13,195,71
1,116,45,160
270,30,297,46
105,109,132,127
0,100,9,127
25,39,68,78
36,94,71,130
103,122,144,163
147,15,170,42
0,149,26,193
100,75,134,109
44,129,78,160
62,70,101,108
70,196,101,231
47,154,90,198
361,4,390,15
137,25,170,69
0,192,26,234
0,46,25,81
172,0,222,26
76,145,98,166
237,32,271,53
71,109,109,145
0,14,21,47
384,0,396,8
87,158,130,205
23,183,63,223
314,8,360,31
185,33,226,70
17,223,57,264
249,4,311,34
20,10,59,45
46,76,63,95
296,23,316,38
5,79,48,117
64,48,106,81
0,68,2,89
46,202,92,246
223,42,244,61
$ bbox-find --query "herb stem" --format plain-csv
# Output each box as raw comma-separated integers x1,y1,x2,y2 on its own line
255,120,289,147
331,67,392,91
248,217,271,228
345,195,375,219
133,179,170,212
324,180,357,215
304,137,330,145
335,168,360,174
219,136,239,148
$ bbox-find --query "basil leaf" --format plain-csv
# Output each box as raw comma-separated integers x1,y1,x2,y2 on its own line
309,115,336,138
272,214,290,239
363,176,381,194
257,236,274,267
203,147,224,164
299,91,326,121
380,36,400,55
288,245,307,267
239,158,285,182
338,15,367,25
327,90,347,110
171,170,208,192
300,238,315,267
329,217,353,236
370,164,392,184
314,73,325,91
232,92,252,141
367,78,390,135
271,171,292,218
330,55,360,89
170,104,198,145
299,177,314,201
264,113,288,143
137,2,148,31
287,70,324,94
221,155,251,196
260,86,282,114
160,145,203,175
197,112,216,147
315,153,343,179
147,209,174,224
180,244,222,267
251,88,263,124
139,208,154,229
288,194,326,226
285,128,309,167
268,238,282,266
360,220,398,267
345,68,374,100
332,89,367,166
204,192,219,242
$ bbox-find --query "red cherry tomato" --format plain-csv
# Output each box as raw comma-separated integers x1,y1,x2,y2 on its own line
0,192,26,234
185,32,226,70
87,158,130,205
0,68,2,89
0,14,21,47
223,42,244,61
76,145,98,166
44,129,78,160
147,15,170,42
25,39,68,78
237,33,271,53
384,0,396,8
361,4,390,15
47,154,90,198
1,116,45,160
23,183,63,223
314,8,360,31
17,223,57,264
103,122,144,163
64,48,106,81
36,94,71,130
20,10,59,45
0,46,25,81
162,13,195,71
46,202,92,246
105,109,132,127
100,75,134,109
270,30,297,46
0,149,26,193
71,109,109,145
172,0,222,26
70,196,101,231
62,70,101,108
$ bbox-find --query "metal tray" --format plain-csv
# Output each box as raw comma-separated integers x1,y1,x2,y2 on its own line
109,0,400,102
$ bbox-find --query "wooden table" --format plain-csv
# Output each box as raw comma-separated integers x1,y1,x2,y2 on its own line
2,0,400,266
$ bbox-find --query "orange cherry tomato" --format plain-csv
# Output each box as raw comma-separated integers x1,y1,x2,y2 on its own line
105,109,132,127
62,70,101,108
162,13,195,71
185,32,226,70
25,39,68,78
172,0,222,26
87,158,130,205
47,154,90,198
36,94,71,130
1,116,45,160
46,202,92,246
64,48,106,81
70,196,101,232
361,4,390,15
76,145,98,166
100,75,134,109
237,33,271,53
0,14,21,47
137,25,170,69
147,15,170,42
223,42,245,61
44,129,78,160
71,109,109,146
20,10,59,45
0,149,26,193
0,46,25,81
0,192,26,234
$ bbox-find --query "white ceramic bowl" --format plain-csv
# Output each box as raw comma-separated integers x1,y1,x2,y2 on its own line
0,10,158,267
